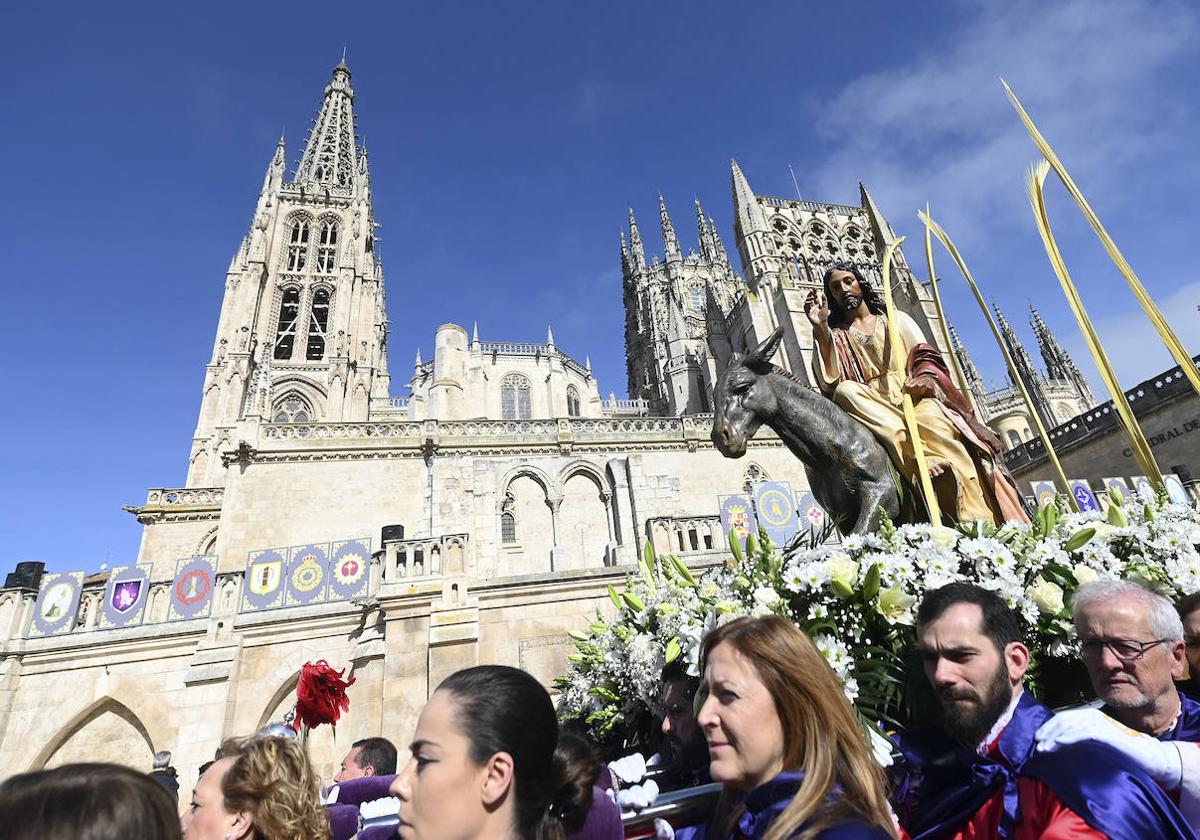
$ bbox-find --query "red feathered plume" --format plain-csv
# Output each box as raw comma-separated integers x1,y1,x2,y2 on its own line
293,660,355,732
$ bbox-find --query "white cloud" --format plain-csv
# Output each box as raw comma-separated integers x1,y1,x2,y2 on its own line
808,0,1198,246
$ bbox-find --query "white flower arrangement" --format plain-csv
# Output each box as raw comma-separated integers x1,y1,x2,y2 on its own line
556,487,1200,747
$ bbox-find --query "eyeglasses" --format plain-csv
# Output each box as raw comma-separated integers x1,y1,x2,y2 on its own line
1080,638,1171,662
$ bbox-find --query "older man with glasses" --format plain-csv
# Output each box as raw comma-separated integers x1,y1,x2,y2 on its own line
1036,580,1200,827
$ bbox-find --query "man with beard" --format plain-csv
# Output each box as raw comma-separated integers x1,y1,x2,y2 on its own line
805,264,1026,526
658,661,710,788
893,583,1194,839
1035,580,1200,828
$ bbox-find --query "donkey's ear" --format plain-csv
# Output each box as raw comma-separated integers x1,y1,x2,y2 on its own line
746,327,785,366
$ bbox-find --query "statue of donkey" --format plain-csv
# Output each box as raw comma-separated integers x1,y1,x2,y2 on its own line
711,327,903,536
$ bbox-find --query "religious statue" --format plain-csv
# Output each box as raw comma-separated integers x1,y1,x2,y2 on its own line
806,263,1027,526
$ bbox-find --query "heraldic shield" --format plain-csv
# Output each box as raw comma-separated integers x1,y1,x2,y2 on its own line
719,493,756,544
99,565,150,629
285,544,330,607
242,548,286,611
29,571,85,638
329,538,371,601
168,555,216,621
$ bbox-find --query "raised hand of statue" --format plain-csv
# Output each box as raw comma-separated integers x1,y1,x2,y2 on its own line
805,289,830,330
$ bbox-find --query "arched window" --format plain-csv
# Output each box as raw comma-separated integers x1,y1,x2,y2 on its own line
286,219,309,271
501,374,532,420
566,386,581,418
316,220,338,273
689,286,704,312
1006,430,1022,449
306,289,330,360
273,288,301,360
272,394,311,423
500,493,517,544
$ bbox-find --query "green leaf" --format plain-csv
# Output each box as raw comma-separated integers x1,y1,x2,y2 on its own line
1063,528,1096,552
608,585,623,611
622,591,645,612
746,530,759,557
568,629,590,642
830,579,854,599
670,554,697,586
664,637,683,664
588,686,621,702
729,529,744,564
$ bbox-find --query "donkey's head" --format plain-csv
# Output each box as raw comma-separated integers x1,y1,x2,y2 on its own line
711,327,785,457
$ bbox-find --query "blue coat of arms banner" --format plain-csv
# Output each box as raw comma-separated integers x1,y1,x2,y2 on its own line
242,548,287,612
285,544,330,607
794,490,830,535
168,556,216,621
1068,480,1100,513
753,481,799,548
718,494,756,544
29,571,85,638
1166,475,1190,505
99,565,150,629
1030,480,1058,508
328,539,371,602
1129,475,1156,499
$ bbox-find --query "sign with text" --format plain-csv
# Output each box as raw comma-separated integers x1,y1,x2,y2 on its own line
29,571,85,638
168,556,216,621
753,481,800,548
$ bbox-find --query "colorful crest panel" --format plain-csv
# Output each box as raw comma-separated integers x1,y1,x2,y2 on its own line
1129,475,1156,500
328,539,371,602
29,571,85,638
1068,480,1100,513
794,490,830,535
718,494,756,545
168,556,216,621
1030,480,1058,508
242,549,287,611
285,544,330,607
1165,475,1190,505
753,481,799,548
99,565,150,629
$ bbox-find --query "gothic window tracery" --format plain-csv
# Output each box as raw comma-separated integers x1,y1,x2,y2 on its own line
566,386,581,417
306,289,330,360
689,286,704,312
742,463,770,496
273,288,301,360
316,220,339,273
286,219,310,271
500,493,518,543
501,373,532,420
272,394,312,423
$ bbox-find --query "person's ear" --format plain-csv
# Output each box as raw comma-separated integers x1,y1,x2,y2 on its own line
228,809,253,840
1169,640,1186,680
1005,641,1031,682
480,751,515,808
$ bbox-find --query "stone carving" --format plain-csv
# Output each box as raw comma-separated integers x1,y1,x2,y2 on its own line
711,327,900,535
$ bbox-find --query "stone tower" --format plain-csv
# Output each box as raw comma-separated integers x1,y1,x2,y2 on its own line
186,59,390,486
622,195,741,415
993,302,1054,431
1030,305,1094,408
725,160,949,389
948,323,990,421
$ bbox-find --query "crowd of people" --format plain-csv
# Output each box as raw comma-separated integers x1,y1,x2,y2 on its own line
4,579,1200,838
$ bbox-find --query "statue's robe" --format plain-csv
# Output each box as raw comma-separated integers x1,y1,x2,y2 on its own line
812,310,1027,526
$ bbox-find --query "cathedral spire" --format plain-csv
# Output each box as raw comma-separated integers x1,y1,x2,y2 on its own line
731,159,766,238
948,323,988,419
695,198,717,261
620,230,630,270
994,301,1056,429
628,207,646,270
296,59,359,189
708,216,729,264
859,182,897,251
1030,304,1094,407
659,194,680,261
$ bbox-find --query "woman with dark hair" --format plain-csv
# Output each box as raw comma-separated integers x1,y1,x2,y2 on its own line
698,616,896,840
0,762,182,840
390,664,613,840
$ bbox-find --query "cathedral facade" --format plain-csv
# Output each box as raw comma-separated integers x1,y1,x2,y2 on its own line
0,60,1089,787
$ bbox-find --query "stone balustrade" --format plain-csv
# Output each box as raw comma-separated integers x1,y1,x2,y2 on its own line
380,534,468,582
142,487,224,508
646,515,725,561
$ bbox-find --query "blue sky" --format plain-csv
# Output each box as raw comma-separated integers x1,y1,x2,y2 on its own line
4,1,1199,573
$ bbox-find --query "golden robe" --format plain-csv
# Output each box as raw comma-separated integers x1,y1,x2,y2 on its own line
812,311,1009,526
